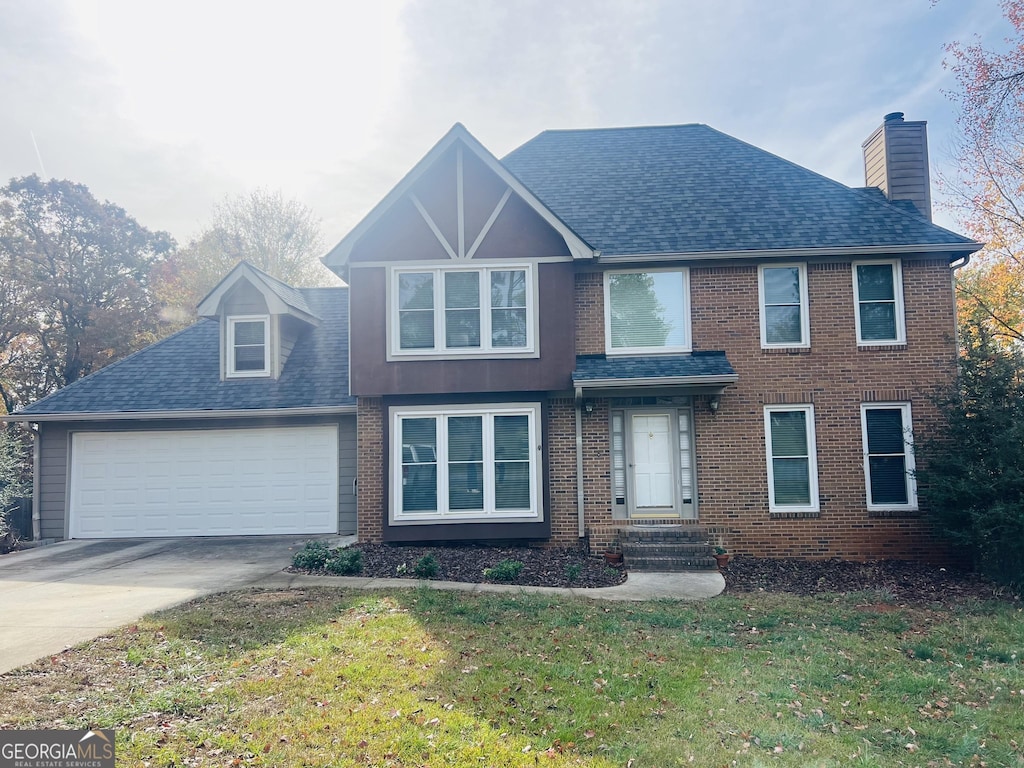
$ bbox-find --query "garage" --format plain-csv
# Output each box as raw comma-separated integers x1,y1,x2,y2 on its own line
68,426,339,538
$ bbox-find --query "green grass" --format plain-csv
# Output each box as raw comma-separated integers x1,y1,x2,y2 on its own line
1,587,1022,767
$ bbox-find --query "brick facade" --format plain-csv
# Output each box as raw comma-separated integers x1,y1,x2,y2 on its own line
356,398,385,543
569,257,957,561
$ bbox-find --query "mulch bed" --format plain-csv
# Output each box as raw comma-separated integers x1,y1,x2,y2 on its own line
292,543,628,588
292,543,1018,604
723,555,1017,605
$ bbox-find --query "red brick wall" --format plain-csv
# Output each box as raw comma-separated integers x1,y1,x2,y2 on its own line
356,398,385,543
571,257,958,561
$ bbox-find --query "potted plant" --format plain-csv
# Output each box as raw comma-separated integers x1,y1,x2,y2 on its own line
603,550,623,565
712,545,730,570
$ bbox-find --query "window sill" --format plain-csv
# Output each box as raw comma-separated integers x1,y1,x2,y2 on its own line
761,347,811,355
867,508,919,519
857,343,907,352
769,510,820,519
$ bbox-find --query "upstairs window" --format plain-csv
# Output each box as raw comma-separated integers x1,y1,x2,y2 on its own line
604,269,691,354
758,264,810,348
854,260,905,344
227,316,270,377
392,266,533,356
861,403,917,510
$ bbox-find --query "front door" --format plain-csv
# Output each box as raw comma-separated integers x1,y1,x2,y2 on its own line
630,413,675,515
611,406,697,520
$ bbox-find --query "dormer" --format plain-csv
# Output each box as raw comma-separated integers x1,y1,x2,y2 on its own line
196,261,321,380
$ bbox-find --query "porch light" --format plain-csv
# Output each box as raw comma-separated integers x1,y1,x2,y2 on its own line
709,395,721,415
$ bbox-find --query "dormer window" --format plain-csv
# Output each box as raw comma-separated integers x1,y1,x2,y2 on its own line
227,315,270,377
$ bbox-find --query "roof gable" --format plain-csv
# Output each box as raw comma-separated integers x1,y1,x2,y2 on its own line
197,261,320,325
323,123,594,272
502,124,979,258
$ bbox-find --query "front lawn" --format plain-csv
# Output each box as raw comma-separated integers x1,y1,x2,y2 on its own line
1,588,1022,767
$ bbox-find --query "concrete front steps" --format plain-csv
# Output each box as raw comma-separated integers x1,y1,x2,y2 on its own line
619,525,718,572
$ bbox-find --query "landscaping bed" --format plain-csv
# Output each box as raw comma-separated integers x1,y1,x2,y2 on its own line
290,542,629,588
290,543,1016,605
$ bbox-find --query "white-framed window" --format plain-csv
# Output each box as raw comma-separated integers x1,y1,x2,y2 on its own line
758,264,810,348
853,260,905,345
861,403,917,510
764,404,819,513
604,268,691,354
390,265,534,357
391,403,542,522
226,315,270,378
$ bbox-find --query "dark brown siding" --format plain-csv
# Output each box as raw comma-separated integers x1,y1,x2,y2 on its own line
37,415,356,540
349,262,576,396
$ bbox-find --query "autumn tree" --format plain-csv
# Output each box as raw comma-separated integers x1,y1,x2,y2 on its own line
944,0,1024,345
0,175,173,413
154,189,335,327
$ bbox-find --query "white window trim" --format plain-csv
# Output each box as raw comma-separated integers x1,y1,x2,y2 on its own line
226,315,270,378
603,267,692,355
758,263,810,349
763,404,819,513
860,402,918,511
388,264,537,359
390,402,543,524
852,259,906,345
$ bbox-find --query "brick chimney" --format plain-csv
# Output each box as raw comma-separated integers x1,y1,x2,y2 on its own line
861,112,932,220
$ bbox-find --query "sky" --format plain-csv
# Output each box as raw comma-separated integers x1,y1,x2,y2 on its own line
0,0,1014,247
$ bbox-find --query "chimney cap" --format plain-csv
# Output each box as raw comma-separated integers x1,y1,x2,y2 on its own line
884,111,905,123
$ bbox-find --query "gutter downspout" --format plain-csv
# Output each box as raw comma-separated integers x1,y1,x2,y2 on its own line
28,423,40,541
951,253,973,358
574,387,585,540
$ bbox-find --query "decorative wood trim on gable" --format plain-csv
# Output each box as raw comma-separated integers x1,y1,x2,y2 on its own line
322,124,595,272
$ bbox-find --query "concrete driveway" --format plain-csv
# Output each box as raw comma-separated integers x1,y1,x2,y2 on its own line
0,535,352,675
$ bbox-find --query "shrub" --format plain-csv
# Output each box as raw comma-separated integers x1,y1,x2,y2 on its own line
483,559,523,582
292,541,330,570
918,324,1024,592
413,553,440,578
326,548,363,575
565,563,583,582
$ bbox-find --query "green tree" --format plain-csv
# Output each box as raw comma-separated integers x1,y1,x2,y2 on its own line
918,323,1024,591
0,424,27,548
943,0,1024,345
0,176,174,414
153,189,335,328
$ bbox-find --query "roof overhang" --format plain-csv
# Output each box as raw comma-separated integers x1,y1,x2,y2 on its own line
322,123,595,272
573,373,739,391
594,241,984,264
1,405,357,423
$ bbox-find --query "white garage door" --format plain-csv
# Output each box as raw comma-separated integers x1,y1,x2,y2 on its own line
69,426,339,538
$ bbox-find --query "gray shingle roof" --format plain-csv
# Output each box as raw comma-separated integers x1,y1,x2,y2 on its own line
502,124,976,256
238,261,317,319
16,287,352,416
573,352,737,385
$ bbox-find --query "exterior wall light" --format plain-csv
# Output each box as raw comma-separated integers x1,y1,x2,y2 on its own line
709,395,721,414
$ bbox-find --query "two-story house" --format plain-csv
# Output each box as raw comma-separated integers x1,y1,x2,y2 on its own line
7,114,981,561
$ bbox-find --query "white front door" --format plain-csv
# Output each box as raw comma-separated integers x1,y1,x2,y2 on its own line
630,413,675,515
